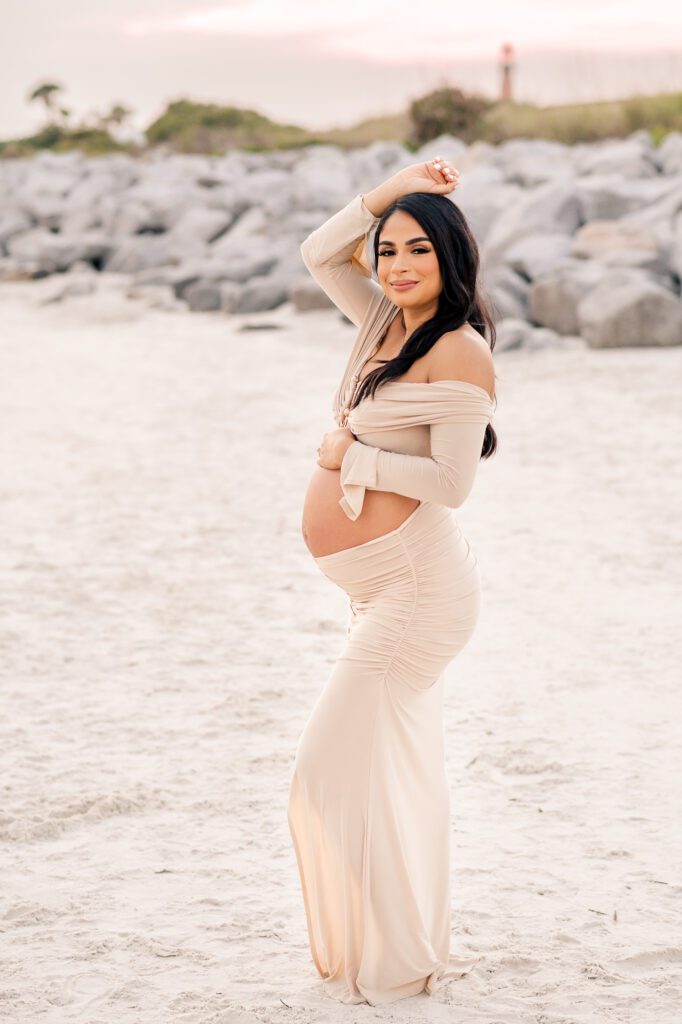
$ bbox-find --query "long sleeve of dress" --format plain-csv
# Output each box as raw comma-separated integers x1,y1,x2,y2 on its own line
299,192,384,328
338,417,488,521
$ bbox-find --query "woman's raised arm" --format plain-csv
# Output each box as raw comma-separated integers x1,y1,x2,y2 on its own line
299,192,384,328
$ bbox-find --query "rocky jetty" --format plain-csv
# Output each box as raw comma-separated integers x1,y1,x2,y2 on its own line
1,131,681,347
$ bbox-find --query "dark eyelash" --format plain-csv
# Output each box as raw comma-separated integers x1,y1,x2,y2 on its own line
378,247,429,256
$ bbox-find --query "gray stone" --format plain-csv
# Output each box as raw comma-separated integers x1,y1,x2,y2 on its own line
574,135,659,178
672,210,682,280
503,232,574,280
575,174,679,222
167,206,235,246
0,207,34,250
570,220,670,277
183,281,223,311
529,259,604,334
657,132,682,176
220,276,289,314
482,180,583,266
495,317,566,352
41,274,98,304
577,274,682,347
288,277,338,312
7,228,112,271
482,265,530,321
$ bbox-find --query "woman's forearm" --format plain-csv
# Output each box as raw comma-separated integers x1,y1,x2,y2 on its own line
362,178,404,218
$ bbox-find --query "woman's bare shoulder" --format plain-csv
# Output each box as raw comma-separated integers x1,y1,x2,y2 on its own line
427,326,495,398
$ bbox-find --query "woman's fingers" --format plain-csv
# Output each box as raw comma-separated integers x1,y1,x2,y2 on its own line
431,155,459,183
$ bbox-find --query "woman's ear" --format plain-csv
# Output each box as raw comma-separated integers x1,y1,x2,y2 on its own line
351,237,372,278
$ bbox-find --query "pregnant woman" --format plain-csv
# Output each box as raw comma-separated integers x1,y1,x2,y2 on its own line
288,156,498,1004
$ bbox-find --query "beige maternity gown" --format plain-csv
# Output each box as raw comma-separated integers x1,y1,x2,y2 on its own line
288,192,493,1004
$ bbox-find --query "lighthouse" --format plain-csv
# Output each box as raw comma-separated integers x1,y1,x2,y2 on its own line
500,42,514,100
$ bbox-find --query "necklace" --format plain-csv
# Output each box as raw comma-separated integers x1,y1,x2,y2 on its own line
339,311,407,427
340,339,381,427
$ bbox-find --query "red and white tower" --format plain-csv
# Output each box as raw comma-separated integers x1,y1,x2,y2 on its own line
500,42,515,100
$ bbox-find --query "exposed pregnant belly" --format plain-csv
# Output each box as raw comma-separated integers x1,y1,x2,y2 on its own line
301,464,420,558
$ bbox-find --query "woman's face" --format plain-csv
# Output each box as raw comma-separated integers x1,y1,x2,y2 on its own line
376,210,442,309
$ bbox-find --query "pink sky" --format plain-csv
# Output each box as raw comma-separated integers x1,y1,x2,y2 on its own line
2,0,681,138
123,1,682,59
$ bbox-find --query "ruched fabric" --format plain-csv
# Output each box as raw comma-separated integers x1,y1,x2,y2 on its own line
287,500,484,1004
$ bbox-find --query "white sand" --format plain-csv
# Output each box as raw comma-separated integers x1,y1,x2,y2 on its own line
1,276,681,1023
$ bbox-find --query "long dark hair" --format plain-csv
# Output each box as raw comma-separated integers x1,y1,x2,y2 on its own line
352,192,498,459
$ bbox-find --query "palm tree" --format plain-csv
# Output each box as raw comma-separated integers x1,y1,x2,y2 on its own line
28,81,70,127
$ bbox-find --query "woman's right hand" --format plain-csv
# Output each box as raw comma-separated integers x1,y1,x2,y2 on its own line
391,155,460,197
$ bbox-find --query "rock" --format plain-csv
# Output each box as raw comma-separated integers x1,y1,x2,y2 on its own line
288,277,338,313
482,180,583,266
125,282,187,312
620,181,682,230
503,232,574,280
575,174,679,222
291,148,355,210
183,281,223,312
96,196,160,237
574,134,659,178
0,256,52,281
529,258,604,334
455,170,520,245
496,137,575,188
0,207,34,250
570,220,669,277
6,228,112,271
482,265,530,321
104,235,205,275
41,274,98,304
167,206,235,246
658,132,682,176
494,317,564,353
349,141,414,187
414,136,469,167
220,275,289,313
577,273,682,348
671,210,682,279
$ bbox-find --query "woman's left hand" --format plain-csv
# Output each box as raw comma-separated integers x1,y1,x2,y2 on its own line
316,427,356,469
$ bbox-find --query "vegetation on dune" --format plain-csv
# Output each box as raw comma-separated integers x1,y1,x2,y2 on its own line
2,78,682,158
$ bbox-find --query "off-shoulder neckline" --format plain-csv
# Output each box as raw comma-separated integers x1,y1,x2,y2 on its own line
382,379,495,401
355,302,495,402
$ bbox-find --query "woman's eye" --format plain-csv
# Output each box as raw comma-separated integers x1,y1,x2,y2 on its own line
379,247,429,256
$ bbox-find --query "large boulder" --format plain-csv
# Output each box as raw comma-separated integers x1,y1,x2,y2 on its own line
502,232,574,281
577,273,682,348
570,220,670,278
6,228,112,271
529,259,604,335
573,133,659,178
482,265,530,321
494,317,565,353
575,173,679,222
482,180,583,266
220,275,289,313
657,132,682,176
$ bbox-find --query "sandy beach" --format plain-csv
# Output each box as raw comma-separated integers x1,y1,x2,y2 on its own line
1,275,681,1023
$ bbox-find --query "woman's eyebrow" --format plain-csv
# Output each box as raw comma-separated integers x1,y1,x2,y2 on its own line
378,236,430,246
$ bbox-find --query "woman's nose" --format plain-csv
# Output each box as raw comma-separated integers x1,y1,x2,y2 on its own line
390,253,412,271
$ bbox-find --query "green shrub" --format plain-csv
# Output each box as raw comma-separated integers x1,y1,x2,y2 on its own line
408,87,492,145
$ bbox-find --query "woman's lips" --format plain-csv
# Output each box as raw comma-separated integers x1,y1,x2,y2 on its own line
392,281,417,290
